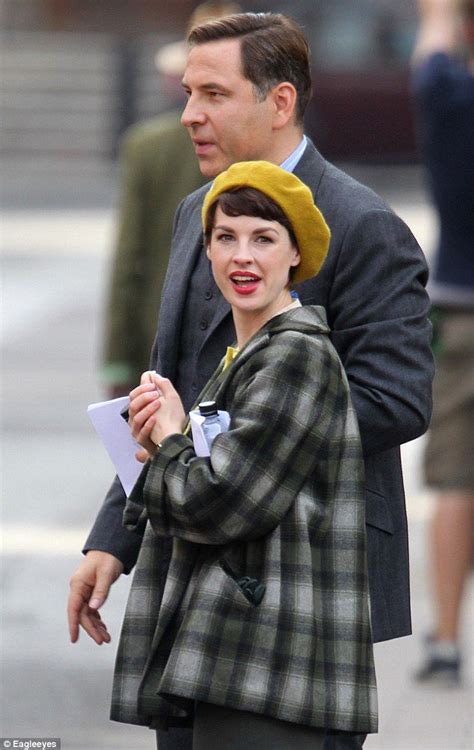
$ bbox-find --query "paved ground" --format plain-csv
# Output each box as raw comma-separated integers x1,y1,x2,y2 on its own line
1,161,472,749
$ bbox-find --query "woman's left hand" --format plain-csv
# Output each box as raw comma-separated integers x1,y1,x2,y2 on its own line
148,375,186,447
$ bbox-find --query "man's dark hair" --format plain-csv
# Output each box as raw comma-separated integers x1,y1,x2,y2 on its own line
188,12,312,124
204,187,298,248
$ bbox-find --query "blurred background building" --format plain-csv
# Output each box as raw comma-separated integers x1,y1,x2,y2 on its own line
1,0,418,163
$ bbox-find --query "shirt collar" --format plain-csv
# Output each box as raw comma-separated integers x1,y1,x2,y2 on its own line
279,135,307,173
223,298,302,369
209,136,307,192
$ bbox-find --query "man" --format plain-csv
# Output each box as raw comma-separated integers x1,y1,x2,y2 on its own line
69,12,433,749
102,2,238,397
411,0,474,686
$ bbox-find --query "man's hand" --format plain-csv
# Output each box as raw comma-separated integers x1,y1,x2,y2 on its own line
68,550,124,645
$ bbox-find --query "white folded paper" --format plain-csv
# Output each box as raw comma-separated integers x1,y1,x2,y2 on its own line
87,396,143,496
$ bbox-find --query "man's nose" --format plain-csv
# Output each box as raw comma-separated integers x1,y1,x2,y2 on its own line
181,96,206,127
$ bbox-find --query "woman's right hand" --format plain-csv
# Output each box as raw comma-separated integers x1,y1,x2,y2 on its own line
128,373,162,459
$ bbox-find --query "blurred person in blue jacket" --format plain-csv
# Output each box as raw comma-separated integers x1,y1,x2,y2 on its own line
412,0,474,686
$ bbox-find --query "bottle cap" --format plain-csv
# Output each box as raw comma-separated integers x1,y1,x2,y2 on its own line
198,401,218,417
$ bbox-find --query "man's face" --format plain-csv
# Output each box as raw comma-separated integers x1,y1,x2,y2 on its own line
181,38,277,177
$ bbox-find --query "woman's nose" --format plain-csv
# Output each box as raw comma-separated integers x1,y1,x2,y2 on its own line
232,241,254,263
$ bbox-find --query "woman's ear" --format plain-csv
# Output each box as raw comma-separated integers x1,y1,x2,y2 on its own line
290,247,301,268
206,244,212,260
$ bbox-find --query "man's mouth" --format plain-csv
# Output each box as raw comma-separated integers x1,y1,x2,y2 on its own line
192,139,214,156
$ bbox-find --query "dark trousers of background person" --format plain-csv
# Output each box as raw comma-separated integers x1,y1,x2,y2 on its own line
156,708,367,749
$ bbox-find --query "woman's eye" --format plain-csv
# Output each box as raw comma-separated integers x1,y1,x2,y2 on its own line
217,233,234,241
255,235,273,244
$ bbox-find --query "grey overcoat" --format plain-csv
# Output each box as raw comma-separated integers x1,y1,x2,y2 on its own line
85,141,434,645
111,306,378,734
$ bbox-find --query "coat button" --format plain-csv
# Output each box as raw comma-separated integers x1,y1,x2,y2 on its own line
199,320,208,331
205,290,213,300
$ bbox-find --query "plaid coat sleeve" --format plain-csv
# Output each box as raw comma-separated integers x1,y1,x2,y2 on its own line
142,329,352,545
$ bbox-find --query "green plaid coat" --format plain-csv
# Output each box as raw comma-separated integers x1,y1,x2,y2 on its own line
111,306,377,734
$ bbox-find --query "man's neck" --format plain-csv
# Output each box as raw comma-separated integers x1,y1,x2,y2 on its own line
262,128,305,167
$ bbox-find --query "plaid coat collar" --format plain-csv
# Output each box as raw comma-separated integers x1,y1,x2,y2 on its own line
111,307,377,734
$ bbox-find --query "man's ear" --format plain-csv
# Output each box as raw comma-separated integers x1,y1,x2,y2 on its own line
271,82,298,129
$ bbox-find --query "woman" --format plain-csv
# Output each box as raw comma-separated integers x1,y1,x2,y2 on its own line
111,161,377,748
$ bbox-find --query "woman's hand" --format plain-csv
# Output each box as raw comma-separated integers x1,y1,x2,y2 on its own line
148,374,186,446
128,373,162,458
128,372,186,457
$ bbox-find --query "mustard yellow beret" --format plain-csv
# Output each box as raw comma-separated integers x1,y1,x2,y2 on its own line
201,160,331,284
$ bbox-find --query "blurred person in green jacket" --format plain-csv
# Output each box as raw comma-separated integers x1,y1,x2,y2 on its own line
102,2,239,398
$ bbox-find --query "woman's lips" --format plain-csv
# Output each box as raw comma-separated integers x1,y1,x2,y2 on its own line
229,273,261,296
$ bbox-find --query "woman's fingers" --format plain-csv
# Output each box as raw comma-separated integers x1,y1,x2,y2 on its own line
129,390,160,419
135,447,150,463
130,399,161,440
134,413,159,455
129,381,158,401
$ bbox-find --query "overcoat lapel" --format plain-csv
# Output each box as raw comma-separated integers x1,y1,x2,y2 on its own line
203,288,232,343
293,139,326,197
157,201,205,381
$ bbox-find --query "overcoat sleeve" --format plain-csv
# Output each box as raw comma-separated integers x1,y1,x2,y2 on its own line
139,332,356,545
82,194,190,571
325,208,433,455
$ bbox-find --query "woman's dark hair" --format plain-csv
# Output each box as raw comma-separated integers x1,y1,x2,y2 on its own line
204,187,298,248
188,12,312,124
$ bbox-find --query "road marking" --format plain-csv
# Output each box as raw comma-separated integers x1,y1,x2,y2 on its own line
0,493,435,558
1,524,90,555
1,209,114,256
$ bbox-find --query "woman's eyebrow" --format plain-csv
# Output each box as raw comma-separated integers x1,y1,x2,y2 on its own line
214,223,234,229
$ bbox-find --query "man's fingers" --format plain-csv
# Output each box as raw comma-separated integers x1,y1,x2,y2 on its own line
89,572,114,610
68,612,79,644
67,579,92,643
79,606,111,645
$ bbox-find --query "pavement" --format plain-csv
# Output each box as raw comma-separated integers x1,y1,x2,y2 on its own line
1,160,472,750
